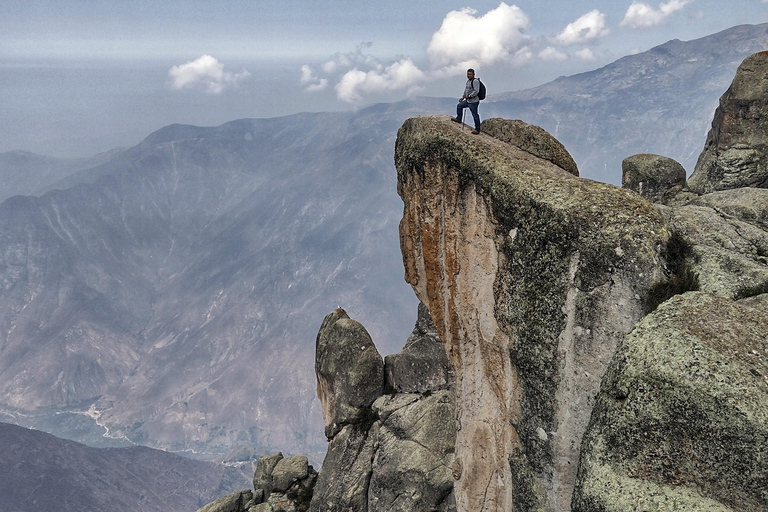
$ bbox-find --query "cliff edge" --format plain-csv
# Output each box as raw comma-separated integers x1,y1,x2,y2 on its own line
395,115,666,511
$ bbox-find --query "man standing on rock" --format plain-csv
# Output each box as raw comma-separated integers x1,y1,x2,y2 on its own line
452,68,481,134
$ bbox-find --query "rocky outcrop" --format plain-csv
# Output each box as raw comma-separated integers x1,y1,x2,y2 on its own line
688,51,768,193
197,490,254,512
622,153,687,204
395,115,666,511
665,200,768,299
573,292,768,511
384,302,454,394
481,118,579,176
310,306,457,512
315,309,384,439
196,453,317,512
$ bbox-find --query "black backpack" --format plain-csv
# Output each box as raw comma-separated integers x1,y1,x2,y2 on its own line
477,79,487,101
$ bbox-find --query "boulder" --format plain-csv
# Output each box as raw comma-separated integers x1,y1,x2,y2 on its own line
481,118,579,176
622,153,687,204
315,308,384,440
195,490,253,512
253,452,283,501
686,186,768,229
665,202,768,299
384,302,454,394
573,292,768,511
271,455,309,493
688,52,768,193
368,391,457,512
309,422,378,512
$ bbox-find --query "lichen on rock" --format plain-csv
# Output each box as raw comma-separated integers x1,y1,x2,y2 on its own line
573,292,768,512
480,118,580,176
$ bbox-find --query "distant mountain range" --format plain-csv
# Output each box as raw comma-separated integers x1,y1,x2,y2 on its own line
0,422,248,512
485,23,768,182
0,23,766,462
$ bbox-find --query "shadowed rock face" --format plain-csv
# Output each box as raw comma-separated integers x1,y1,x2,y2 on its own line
384,302,455,394
395,115,665,512
688,51,768,193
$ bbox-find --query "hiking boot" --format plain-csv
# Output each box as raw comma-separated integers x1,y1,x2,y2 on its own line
451,117,461,123
471,130,480,135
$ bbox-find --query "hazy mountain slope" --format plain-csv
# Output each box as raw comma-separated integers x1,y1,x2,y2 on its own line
0,24,765,461
0,111,419,459
0,422,249,512
0,149,124,202
485,23,768,183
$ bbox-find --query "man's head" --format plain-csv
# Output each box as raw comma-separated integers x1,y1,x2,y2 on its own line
467,69,475,80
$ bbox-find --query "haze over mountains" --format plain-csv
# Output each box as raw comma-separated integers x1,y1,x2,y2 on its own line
0,23,766,463
0,421,249,512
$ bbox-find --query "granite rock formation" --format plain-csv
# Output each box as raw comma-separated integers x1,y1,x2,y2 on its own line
196,453,317,512
310,306,457,512
315,309,385,440
395,115,666,511
621,153,686,204
573,292,768,512
688,51,768,193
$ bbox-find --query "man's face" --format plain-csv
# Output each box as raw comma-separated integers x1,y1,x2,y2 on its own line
467,70,475,80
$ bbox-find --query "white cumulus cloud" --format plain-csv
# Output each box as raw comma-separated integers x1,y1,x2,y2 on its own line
539,47,568,62
620,0,695,28
575,48,597,61
300,64,329,92
168,55,249,94
556,10,610,46
335,59,426,104
427,3,531,73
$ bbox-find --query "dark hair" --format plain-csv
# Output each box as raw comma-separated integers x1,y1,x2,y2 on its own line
467,68,475,73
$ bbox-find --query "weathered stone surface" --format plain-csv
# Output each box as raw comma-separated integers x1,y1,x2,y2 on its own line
384,302,454,394
195,490,253,512
481,118,579,176
367,391,456,512
315,308,384,440
253,452,283,501
309,422,377,512
395,115,666,511
665,202,768,299
271,455,309,493
573,292,768,511
622,153,687,204
688,52,768,193
686,186,768,229
248,503,273,512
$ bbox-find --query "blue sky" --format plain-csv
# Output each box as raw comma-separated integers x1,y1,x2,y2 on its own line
2,0,767,156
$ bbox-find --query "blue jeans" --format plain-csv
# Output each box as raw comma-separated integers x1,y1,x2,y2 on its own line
457,100,480,131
